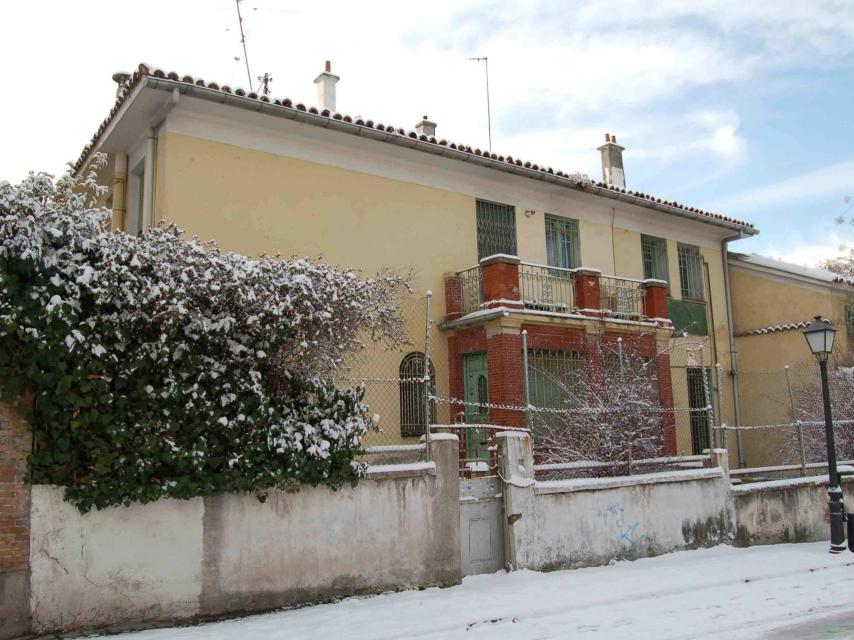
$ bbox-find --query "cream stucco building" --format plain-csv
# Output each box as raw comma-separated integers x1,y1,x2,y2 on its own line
74,63,783,467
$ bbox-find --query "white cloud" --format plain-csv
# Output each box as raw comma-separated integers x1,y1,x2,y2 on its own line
1,0,853,186
758,231,850,268
706,161,854,214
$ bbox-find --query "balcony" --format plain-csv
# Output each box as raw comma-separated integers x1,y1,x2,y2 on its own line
445,255,671,325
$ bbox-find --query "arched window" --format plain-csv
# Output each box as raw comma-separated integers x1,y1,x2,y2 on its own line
399,352,436,437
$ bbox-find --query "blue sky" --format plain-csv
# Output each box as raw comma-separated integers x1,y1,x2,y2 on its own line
2,0,852,265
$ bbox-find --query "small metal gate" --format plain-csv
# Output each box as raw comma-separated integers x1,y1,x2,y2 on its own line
459,476,505,575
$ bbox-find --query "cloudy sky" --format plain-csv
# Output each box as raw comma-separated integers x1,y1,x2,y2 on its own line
2,0,853,265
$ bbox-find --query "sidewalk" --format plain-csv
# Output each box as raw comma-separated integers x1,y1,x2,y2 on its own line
114,542,854,640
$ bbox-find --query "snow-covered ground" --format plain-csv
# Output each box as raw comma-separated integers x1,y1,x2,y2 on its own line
116,542,854,640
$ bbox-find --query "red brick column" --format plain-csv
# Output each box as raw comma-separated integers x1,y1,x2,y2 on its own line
0,398,32,637
642,279,669,321
487,329,525,428
480,255,522,310
572,269,601,315
444,272,464,321
655,352,677,455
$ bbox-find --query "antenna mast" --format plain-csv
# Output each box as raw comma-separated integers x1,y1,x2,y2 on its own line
469,56,492,151
235,0,253,90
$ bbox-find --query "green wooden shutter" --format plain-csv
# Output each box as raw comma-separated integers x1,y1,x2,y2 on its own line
477,199,517,260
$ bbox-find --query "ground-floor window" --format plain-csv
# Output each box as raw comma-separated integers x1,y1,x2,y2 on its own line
399,352,435,437
687,367,711,454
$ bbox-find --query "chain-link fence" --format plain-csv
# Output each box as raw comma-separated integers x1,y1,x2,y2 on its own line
335,294,445,465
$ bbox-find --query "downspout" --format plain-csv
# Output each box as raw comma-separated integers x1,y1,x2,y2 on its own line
722,232,746,466
111,152,128,231
142,87,181,230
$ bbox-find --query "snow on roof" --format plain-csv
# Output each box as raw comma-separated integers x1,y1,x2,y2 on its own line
730,252,854,286
73,63,757,234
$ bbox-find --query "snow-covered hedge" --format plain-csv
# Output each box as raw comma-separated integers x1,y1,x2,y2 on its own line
0,157,408,512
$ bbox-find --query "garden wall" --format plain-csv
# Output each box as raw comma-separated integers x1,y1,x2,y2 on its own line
21,436,460,638
498,433,736,571
732,474,854,546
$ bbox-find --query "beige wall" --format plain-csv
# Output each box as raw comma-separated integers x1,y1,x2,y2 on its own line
730,264,854,466
130,121,739,451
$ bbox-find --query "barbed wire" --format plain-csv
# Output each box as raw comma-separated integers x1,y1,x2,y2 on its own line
429,394,707,415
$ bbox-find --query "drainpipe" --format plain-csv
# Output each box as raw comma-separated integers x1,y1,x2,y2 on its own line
142,87,182,230
722,233,746,467
111,152,128,231
141,130,156,230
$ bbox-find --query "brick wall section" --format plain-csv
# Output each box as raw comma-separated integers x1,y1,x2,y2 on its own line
572,270,601,312
486,331,525,428
655,352,678,455
0,399,31,575
642,280,669,319
443,272,463,321
480,256,522,309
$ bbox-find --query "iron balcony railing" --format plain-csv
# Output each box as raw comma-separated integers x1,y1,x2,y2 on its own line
458,265,483,315
519,263,575,312
454,262,651,321
599,276,645,320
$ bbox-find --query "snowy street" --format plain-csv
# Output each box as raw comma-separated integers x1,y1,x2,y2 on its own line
114,542,854,640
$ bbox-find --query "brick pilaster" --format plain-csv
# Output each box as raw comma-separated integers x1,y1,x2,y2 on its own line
642,279,669,320
0,397,32,638
655,352,677,455
486,329,525,428
480,255,522,309
443,272,464,321
572,269,601,314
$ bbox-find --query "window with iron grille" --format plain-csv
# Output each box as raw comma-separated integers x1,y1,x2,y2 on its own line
847,303,854,338
399,352,436,437
527,348,585,429
678,244,705,301
641,235,669,288
687,367,711,455
476,199,517,260
545,214,580,270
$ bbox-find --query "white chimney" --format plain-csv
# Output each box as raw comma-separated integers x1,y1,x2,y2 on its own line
112,71,131,97
314,60,340,112
597,133,626,188
415,115,436,137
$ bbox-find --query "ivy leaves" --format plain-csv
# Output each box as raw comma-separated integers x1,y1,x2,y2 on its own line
0,157,407,512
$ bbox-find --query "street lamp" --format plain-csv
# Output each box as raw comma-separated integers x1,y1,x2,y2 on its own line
802,315,847,553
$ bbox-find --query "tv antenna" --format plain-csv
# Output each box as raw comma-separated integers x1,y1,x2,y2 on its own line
234,0,253,90
469,56,492,151
257,72,273,96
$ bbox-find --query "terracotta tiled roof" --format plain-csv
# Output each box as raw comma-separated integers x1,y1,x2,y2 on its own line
74,63,756,233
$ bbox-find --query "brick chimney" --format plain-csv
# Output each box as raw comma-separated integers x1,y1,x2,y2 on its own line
597,133,626,188
415,115,436,137
314,60,340,112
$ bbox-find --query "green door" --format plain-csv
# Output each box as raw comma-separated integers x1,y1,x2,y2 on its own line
463,352,490,463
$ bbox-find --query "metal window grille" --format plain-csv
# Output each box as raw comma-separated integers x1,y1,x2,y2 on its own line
476,199,517,259
641,235,669,288
678,244,704,301
527,349,585,430
399,352,436,437
687,367,711,454
847,303,854,338
545,214,580,270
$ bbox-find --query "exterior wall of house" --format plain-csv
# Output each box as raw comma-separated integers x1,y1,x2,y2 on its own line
730,262,853,467
102,98,741,453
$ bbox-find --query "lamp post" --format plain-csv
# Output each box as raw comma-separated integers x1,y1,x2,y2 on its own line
802,315,847,553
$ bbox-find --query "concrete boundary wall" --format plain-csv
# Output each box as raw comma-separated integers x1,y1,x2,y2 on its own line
732,475,854,546
23,436,460,638
497,433,736,571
